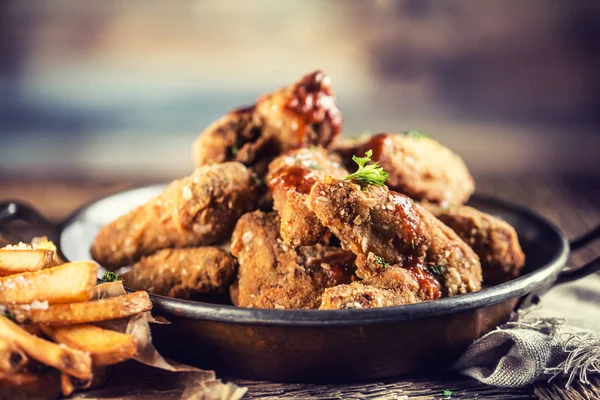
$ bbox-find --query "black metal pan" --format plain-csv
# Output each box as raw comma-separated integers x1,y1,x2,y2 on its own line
0,187,598,383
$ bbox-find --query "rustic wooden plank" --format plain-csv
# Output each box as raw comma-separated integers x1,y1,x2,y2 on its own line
235,374,536,399
535,376,600,400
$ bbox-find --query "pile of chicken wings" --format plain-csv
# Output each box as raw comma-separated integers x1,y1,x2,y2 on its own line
91,70,525,310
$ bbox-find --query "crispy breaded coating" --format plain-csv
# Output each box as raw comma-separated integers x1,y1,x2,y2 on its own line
231,211,356,309
124,247,236,299
320,268,426,309
426,204,525,285
192,70,342,175
350,132,475,206
91,162,259,269
267,147,348,246
308,177,482,299
330,134,371,170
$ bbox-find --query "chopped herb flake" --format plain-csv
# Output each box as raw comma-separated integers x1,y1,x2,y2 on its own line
430,265,446,276
3,311,16,322
308,163,322,170
403,130,429,139
374,255,390,270
101,271,120,282
231,138,241,157
443,389,453,398
345,149,388,186
251,173,265,187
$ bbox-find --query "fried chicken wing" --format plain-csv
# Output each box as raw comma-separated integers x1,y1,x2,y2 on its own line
91,162,259,269
426,204,525,285
192,70,342,175
231,211,355,309
320,268,426,309
338,132,474,206
267,147,348,246
124,247,236,299
308,177,482,302
330,134,371,170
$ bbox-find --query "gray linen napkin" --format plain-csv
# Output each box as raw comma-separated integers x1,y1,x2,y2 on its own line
454,274,600,388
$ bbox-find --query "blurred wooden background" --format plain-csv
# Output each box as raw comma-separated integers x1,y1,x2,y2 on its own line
0,0,599,182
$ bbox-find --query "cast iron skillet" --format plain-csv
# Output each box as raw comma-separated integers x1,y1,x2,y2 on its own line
0,187,598,383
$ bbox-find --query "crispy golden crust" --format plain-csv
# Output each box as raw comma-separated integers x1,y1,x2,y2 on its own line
308,177,482,301
267,147,348,246
0,339,27,375
8,291,152,325
0,261,97,305
330,134,371,170
427,205,525,285
350,133,475,206
41,324,137,367
126,247,237,299
231,211,355,309
320,268,423,309
0,316,92,380
192,70,342,175
91,162,259,269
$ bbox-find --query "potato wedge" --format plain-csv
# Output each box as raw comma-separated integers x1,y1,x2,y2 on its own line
0,316,92,380
0,249,55,276
9,291,152,325
42,324,137,366
0,261,98,304
0,338,27,374
0,371,61,400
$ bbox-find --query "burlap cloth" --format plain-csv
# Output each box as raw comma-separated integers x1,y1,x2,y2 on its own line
454,273,600,387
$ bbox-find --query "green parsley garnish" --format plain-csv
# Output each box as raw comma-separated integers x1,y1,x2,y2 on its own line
251,172,265,187
308,162,322,170
3,310,17,322
231,138,241,157
443,389,453,398
374,256,390,270
430,265,446,276
101,271,120,282
345,149,388,186
403,130,429,139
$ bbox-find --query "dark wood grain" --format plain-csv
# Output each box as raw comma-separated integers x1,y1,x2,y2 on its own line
0,174,598,400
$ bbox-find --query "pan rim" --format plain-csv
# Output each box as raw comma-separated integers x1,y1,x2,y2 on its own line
58,184,569,327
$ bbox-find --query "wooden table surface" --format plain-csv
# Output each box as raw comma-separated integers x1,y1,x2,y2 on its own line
1,173,598,400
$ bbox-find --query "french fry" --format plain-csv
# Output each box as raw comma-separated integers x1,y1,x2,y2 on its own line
59,366,109,397
0,249,55,276
9,291,152,325
60,372,77,397
60,372,93,397
0,371,61,400
0,338,27,375
0,316,92,380
42,324,137,366
0,261,98,304
31,237,63,265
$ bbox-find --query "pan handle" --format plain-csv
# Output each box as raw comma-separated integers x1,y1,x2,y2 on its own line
555,224,600,285
0,201,57,242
